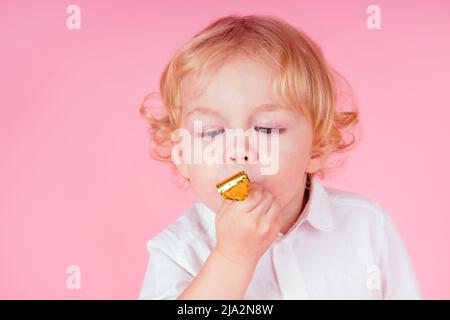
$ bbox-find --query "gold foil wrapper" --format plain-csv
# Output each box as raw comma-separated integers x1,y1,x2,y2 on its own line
216,171,251,201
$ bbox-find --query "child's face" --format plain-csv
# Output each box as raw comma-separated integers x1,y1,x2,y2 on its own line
176,55,325,215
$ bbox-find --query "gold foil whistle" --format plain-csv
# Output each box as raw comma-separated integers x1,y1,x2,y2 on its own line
216,171,251,201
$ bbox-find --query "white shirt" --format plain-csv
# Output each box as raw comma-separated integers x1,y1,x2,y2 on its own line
139,176,421,299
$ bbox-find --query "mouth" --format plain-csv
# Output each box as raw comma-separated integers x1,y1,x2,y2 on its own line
217,168,265,185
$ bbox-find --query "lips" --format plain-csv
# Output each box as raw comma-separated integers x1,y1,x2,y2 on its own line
217,166,264,185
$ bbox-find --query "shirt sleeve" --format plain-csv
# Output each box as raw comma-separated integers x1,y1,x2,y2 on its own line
377,207,421,299
138,232,194,300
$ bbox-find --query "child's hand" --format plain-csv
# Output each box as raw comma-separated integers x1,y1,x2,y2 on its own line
213,183,282,267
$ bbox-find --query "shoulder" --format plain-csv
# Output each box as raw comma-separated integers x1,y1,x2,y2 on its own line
323,185,390,230
145,203,215,253
320,185,401,258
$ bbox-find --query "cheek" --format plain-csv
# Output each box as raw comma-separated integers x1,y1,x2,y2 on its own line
277,134,311,175
187,165,224,211
263,139,311,205
188,165,215,191
264,165,305,207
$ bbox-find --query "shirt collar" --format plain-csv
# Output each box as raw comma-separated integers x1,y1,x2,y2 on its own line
303,175,334,232
273,174,334,240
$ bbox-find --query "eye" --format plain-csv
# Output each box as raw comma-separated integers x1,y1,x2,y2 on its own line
199,128,225,139
254,126,285,134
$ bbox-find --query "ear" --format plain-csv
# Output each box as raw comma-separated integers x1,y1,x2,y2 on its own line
171,140,190,180
169,126,192,181
175,162,190,181
305,150,328,174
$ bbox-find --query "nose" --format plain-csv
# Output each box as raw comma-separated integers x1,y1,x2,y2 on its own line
229,154,249,163
225,134,257,164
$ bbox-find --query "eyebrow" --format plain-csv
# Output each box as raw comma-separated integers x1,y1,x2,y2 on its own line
184,107,223,119
252,103,290,113
184,103,290,118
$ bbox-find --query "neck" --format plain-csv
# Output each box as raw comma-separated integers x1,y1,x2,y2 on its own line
279,174,311,235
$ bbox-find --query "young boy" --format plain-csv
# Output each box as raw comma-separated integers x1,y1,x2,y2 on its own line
138,14,420,299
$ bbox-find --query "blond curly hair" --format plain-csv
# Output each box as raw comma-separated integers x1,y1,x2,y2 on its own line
140,14,359,178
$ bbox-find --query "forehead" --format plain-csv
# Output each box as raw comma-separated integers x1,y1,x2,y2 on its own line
180,55,282,115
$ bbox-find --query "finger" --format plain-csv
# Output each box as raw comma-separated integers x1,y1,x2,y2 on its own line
260,198,281,226
249,189,274,218
231,183,263,214
217,198,233,219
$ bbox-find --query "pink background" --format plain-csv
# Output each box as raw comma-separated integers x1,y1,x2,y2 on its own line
1,0,449,299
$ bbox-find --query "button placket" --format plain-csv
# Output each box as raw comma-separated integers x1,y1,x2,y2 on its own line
272,238,308,299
